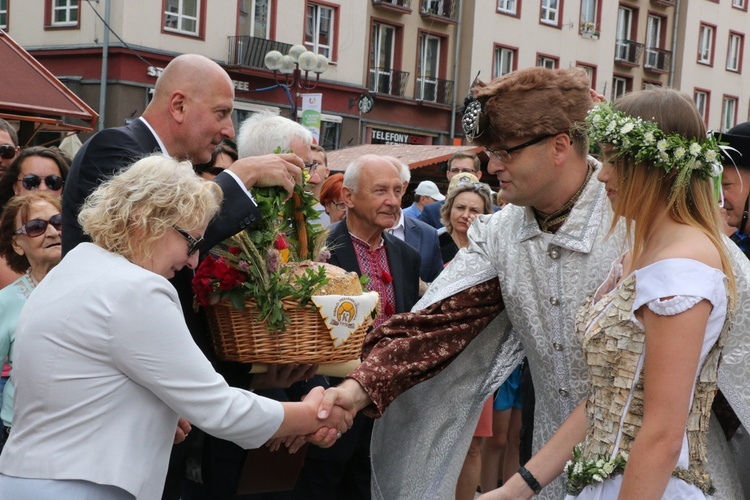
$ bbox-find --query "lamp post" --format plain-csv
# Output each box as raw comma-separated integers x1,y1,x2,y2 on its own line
264,45,329,122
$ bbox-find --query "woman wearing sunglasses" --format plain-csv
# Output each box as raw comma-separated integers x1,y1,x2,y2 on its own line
0,155,351,499
0,147,69,289
0,192,63,453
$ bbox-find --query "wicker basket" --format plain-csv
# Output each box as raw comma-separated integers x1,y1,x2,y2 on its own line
205,296,372,364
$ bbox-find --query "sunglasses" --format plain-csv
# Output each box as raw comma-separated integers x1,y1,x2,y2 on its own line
456,181,492,194
19,174,65,191
205,166,225,176
173,226,204,256
0,145,17,160
14,214,63,237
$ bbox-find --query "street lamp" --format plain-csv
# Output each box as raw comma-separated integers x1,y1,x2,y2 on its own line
264,44,329,121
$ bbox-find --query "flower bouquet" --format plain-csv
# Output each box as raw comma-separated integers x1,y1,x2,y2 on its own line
192,175,379,364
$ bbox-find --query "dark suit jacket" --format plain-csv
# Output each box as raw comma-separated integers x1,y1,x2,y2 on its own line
62,118,260,386
326,219,421,314
418,199,445,229
404,215,443,283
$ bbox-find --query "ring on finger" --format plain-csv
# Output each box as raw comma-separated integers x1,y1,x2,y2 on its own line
336,431,342,439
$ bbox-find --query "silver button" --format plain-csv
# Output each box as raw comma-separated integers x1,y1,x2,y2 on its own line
553,342,564,351
549,248,560,259
550,296,560,306
559,388,569,397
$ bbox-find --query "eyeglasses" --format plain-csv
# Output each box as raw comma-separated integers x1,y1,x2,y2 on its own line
484,134,555,163
0,145,17,160
448,167,477,174
14,214,62,237
332,201,346,211
173,226,204,256
304,160,319,175
19,174,65,191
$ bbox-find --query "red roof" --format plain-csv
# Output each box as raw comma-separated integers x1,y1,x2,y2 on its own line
327,144,484,172
0,30,98,137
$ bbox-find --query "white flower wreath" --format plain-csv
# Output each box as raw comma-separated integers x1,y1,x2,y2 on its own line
586,103,723,185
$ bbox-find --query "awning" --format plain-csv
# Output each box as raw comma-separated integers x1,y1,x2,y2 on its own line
0,30,98,142
327,144,484,172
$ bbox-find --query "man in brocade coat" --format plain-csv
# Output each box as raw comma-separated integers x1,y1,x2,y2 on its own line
313,68,750,499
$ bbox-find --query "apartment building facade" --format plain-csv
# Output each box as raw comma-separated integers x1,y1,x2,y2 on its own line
1,0,747,147
2,0,462,149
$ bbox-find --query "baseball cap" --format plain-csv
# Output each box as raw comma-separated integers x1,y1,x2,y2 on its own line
448,172,480,192
414,180,445,201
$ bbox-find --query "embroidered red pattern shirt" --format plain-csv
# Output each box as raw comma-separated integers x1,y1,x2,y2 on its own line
349,232,396,328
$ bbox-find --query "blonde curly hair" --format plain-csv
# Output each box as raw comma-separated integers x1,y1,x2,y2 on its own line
79,154,223,262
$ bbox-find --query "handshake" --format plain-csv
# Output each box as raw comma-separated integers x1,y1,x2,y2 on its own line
276,379,372,453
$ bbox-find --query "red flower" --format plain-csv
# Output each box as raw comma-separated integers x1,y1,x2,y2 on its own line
228,246,241,256
274,235,288,250
381,270,393,284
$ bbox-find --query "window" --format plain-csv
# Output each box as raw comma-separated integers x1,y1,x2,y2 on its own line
498,0,518,15
320,115,342,151
164,0,200,36
417,33,441,102
305,3,335,59
694,89,710,126
580,0,598,35
238,0,269,38
722,96,738,131
537,54,558,69
727,32,743,72
494,46,516,77
369,23,397,94
0,0,7,30
540,0,559,26
645,15,666,70
50,0,78,27
698,24,715,65
612,76,631,102
576,63,596,89
615,6,635,62
733,0,747,10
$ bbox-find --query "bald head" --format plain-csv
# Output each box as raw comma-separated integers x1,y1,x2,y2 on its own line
143,54,236,163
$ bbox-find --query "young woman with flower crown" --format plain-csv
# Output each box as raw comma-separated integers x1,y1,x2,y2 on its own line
480,88,736,499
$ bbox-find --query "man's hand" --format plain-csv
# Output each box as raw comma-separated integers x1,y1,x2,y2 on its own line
250,363,318,390
228,153,304,199
317,378,371,419
174,417,192,444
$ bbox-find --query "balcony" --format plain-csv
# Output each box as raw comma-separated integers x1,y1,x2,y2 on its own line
644,47,672,72
368,67,410,97
650,0,675,6
227,36,293,69
419,0,458,23
614,39,644,66
415,76,454,106
372,0,412,13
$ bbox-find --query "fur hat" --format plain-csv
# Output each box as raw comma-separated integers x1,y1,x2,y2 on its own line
464,67,593,147
715,122,750,169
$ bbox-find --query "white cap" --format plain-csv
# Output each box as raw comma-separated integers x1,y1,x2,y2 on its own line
414,180,445,201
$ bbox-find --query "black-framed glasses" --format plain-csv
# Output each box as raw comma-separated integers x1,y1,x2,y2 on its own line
304,160,319,175
19,174,65,191
173,226,204,256
14,214,62,237
484,134,555,163
448,167,477,174
0,145,17,160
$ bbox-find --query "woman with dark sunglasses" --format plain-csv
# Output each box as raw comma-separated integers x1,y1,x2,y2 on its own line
0,147,69,289
0,192,63,453
0,155,351,499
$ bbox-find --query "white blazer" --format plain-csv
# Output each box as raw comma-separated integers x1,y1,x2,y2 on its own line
0,243,283,499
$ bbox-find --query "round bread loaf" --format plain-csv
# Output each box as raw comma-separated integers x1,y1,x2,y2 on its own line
289,261,363,296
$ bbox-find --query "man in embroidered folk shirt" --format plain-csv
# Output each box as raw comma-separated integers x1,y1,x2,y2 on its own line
292,154,421,499
313,67,750,499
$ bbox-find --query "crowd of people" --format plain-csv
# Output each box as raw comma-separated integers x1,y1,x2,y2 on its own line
0,53,747,500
